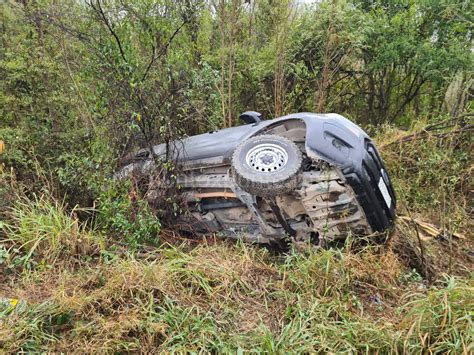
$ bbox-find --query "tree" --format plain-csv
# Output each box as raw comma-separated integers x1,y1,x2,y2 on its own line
352,0,473,123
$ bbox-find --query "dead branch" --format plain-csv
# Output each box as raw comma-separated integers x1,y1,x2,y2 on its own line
381,117,473,148
398,215,466,240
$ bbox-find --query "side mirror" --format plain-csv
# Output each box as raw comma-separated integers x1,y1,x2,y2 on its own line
239,111,262,125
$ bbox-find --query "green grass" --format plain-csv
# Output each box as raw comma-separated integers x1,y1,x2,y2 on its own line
1,194,100,268
1,243,472,353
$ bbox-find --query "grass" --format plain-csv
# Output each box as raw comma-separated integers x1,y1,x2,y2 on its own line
1,194,100,269
399,277,473,353
0,121,472,353
1,243,472,353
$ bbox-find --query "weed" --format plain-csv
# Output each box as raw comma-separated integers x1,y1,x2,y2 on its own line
96,180,161,249
1,243,471,353
2,194,100,269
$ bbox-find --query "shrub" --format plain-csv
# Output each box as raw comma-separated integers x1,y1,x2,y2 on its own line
96,180,161,249
376,120,472,233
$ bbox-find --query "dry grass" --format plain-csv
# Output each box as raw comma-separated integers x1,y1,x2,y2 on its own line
1,240,472,353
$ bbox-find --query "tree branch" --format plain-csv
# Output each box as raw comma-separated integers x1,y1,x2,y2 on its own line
88,0,127,63
141,20,187,82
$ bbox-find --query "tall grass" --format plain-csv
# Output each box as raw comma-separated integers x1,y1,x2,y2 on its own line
1,243,472,353
2,194,99,267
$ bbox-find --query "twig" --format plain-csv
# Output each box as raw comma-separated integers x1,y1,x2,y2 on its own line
381,124,473,148
88,0,127,63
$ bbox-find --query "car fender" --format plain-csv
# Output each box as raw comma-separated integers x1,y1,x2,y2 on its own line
244,112,367,172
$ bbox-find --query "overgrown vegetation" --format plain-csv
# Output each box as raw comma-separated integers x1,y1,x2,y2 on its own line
1,240,472,352
0,0,472,353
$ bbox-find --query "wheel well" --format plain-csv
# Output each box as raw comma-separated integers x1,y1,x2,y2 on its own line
260,119,307,145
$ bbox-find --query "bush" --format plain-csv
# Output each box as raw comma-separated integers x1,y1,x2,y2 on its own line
96,180,161,249
376,120,472,232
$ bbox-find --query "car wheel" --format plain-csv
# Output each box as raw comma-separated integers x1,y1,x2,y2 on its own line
231,134,303,197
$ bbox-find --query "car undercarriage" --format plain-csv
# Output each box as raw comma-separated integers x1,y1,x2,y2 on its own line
118,113,396,246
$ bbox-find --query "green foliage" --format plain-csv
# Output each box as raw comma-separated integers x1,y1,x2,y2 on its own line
96,181,161,248
1,0,472,204
55,127,117,201
288,0,364,111
357,0,473,122
0,1,472,351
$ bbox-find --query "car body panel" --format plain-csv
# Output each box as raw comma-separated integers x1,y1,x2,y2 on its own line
148,113,366,166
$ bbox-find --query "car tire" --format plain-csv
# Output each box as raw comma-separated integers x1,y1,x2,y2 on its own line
231,134,303,197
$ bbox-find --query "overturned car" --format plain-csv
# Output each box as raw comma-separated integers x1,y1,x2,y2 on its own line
118,112,396,246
